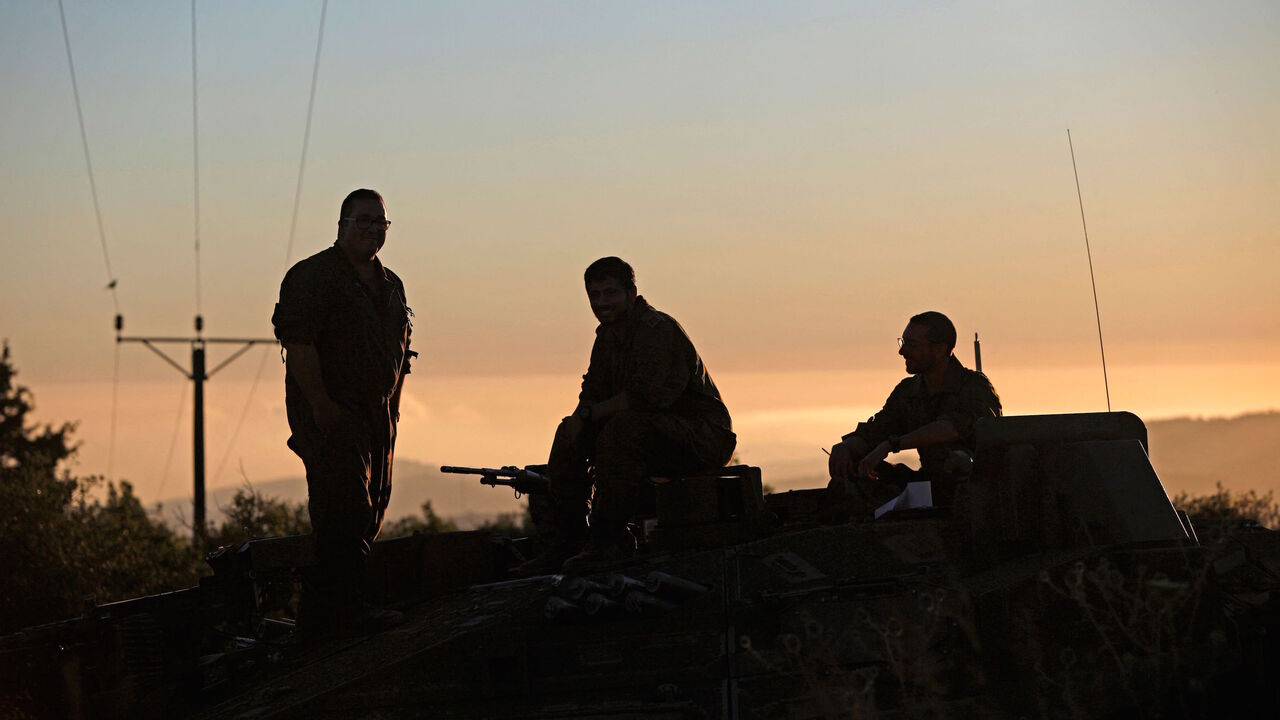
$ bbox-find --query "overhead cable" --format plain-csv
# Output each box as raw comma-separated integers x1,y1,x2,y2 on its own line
211,346,269,485
158,380,190,502
107,344,120,480
284,0,330,264
59,0,125,480
192,0,203,316
57,0,121,314
217,0,329,480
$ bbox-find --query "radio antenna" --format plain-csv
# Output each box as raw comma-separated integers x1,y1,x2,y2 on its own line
1067,129,1111,411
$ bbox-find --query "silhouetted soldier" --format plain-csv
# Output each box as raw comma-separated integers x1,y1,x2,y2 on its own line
271,188,415,638
518,257,736,573
828,311,1001,511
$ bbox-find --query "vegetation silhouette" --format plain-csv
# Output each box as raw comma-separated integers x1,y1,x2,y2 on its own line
0,343,518,636
3,341,1279,716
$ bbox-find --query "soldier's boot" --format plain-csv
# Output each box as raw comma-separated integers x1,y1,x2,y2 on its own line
561,525,636,572
562,479,639,572
295,575,338,644
512,493,587,576
299,533,405,641
509,468,588,573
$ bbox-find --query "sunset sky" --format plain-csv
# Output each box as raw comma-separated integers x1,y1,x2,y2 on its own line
2,1,1277,511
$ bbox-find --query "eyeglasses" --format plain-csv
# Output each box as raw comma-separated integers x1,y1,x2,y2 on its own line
897,337,937,350
343,215,391,230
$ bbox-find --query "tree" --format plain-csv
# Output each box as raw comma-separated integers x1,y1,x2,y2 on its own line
207,485,311,547
0,343,200,633
382,500,459,537
476,508,535,537
1173,482,1280,537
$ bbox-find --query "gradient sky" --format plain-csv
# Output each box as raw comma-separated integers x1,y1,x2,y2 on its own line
2,1,1277,507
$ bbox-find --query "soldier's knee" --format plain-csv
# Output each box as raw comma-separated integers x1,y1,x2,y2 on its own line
596,410,646,450
310,493,374,541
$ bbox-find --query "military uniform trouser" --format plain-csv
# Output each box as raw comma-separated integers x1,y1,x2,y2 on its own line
532,409,736,548
287,403,395,618
828,461,965,520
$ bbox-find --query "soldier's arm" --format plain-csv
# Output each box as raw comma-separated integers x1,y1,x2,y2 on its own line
394,277,414,425
283,342,342,434
587,391,629,421
896,419,960,449
575,336,610,411
837,382,910,479
273,264,342,432
621,316,690,411
390,370,410,425
838,384,906,453
934,375,1001,447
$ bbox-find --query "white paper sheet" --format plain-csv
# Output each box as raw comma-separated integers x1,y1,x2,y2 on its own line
874,481,934,519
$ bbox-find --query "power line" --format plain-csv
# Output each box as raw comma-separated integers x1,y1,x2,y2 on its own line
58,0,127,480
215,0,329,480
284,0,329,264
192,0,203,316
211,346,270,485
107,344,119,479
57,0,120,313
158,380,190,501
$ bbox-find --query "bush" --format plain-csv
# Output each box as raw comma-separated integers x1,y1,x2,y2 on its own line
0,343,201,632
1173,482,1280,532
382,499,459,537
207,484,311,546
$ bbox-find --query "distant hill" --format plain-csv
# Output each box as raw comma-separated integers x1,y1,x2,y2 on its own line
1146,411,1280,499
157,459,528,531
160,411,1279,529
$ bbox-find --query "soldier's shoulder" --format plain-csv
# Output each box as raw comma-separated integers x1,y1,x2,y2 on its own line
889,375,921,396
382,264,407,290
284,245,340,279
961,365,997,390
641,305,671,329
631,298,671,329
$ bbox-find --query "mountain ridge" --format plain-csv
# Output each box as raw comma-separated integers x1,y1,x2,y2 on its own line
157,411,1280,528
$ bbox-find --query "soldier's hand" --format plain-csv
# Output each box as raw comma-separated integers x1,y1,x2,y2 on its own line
828,442,856,480
556,415,585,446
312,397,343,435
857,442,892,480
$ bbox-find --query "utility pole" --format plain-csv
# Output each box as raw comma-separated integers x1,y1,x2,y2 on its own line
116,313,275,544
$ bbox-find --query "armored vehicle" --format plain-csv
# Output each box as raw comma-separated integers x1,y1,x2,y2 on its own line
4,412,1278,718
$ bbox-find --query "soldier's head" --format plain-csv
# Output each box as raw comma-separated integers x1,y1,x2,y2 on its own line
899,311,955,375
336,188,389,262
584,256,637,326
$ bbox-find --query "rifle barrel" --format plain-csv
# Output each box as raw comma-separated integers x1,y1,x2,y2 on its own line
440,465,513,476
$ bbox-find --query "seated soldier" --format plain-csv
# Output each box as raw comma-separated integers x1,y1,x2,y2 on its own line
828,311,1001,511
518,257,736,574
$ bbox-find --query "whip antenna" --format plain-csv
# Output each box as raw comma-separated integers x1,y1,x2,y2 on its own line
1067,129,1111,412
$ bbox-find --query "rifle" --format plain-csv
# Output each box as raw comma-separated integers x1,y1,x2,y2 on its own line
440,465,549,497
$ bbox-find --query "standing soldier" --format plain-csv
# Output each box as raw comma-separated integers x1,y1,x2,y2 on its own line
519,257,736,574
271,188,415,638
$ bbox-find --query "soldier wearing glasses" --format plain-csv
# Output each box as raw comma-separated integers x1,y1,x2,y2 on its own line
272,188,415,638
827,311,1001,510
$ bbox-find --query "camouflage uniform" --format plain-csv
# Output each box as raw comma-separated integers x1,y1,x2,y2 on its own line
842,355,1000,503
536,296,736,548
271,244,414,615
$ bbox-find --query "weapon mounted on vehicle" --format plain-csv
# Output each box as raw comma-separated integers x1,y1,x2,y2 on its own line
440,464,549,496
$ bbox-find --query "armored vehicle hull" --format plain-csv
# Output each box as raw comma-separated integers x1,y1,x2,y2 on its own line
4,413,1278,718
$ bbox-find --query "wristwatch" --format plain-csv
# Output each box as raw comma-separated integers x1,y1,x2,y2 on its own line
888,435,901,453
